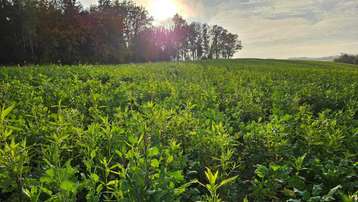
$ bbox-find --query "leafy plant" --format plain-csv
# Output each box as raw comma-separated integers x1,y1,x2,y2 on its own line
198,167,238,202
0,59,357,201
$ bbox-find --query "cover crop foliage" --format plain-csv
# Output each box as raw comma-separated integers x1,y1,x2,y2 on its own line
0,59,357,201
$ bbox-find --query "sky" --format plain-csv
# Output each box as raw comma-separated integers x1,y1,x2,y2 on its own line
80,0,358,59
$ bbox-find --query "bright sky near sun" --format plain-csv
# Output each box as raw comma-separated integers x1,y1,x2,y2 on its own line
147,0,177,21
80,0,358,59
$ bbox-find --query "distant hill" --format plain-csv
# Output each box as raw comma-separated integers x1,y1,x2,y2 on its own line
289,56,338,61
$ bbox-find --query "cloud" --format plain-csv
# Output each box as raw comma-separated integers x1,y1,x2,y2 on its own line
190,0,358,58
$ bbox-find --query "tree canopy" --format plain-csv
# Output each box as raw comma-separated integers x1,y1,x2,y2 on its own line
0,0,242,64
334,54,358,65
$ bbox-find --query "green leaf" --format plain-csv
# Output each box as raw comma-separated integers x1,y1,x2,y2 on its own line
295,154,306,170
40,187,53,195
90,173,99,182
40,168,55,183
174,180,197,195
96,184,103,193
167,155,174,163
150,159,160,168
169,170,184,181
40,176,52,183
90,150,97,159
22,188,31,198
322,185,342,201
287,199,301,202
60,180,77,192
312,184,323,196
218,175,238,189
255,165,268,179
270,164,281,172
1,104,15,120
128,134,137,145
204,167,218,185
106,180,119,186
147,147,159,157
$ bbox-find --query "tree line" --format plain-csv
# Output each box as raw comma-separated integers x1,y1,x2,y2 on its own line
334,54,358,65
0,0,242,65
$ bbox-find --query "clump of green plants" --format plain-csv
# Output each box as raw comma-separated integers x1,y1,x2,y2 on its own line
198,167,238,202
0,59,357,201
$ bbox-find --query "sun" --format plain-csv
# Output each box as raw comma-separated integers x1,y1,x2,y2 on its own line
149,0,178,21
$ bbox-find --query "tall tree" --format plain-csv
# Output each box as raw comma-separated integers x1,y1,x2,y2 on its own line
202,23,210,59
188,22,202,60
120,0,152,61
222,33,242,59
210,25,224,59
172,14,188,61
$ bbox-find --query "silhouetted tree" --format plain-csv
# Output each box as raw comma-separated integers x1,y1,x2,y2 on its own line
334,53,358,65
188,22,202,60
0,0,242,64
210,25,223,59
202,23,210,59
172,14,189,61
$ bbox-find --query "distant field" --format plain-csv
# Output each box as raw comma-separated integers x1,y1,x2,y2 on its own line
0,59,357,201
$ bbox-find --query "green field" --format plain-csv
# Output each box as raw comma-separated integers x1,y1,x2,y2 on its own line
0,59,357,201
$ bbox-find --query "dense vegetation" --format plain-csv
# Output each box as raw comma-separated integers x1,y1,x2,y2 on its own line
0,59,357,201
0,0,241,65
335,54,358,65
